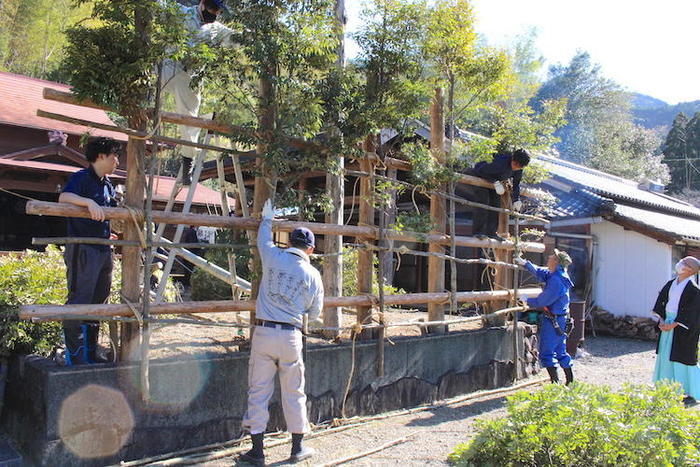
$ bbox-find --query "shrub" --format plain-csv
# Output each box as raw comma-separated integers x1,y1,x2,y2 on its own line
190,229,251,301
0,247,67,358
449,382,700,466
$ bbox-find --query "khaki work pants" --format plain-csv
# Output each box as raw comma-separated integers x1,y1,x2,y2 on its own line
161,60,202,160
242,325,310,435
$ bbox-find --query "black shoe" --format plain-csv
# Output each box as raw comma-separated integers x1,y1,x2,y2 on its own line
545,366,559,384
683,396,697,407
488,234,507,242
289,446,315,463
180,156,192,185
239,450,265,466
563,367,574,385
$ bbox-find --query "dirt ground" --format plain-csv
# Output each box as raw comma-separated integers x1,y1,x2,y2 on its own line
144,308,486,360
132,335,669,466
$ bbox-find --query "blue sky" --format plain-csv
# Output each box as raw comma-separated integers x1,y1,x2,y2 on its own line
345,1,699,105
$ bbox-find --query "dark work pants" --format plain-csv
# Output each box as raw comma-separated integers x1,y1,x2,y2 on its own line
462,185,501,237
63,244,113,365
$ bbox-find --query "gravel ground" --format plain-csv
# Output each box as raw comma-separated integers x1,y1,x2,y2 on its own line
190,335,660,467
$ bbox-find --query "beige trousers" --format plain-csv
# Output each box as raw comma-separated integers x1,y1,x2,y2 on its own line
242,326,310,435
161,60,202,160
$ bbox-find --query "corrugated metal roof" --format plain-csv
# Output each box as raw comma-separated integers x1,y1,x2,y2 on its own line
539,154,700,219
0,71,127,141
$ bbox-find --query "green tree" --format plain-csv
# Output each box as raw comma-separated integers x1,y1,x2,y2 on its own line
353,0,429,132
423,0,511,150
0,0,94,80
534,51,668,182
683,112,700,192
662,112,690,193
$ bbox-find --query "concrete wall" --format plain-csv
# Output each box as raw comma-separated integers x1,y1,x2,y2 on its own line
2,325,537,466
591,221,672,317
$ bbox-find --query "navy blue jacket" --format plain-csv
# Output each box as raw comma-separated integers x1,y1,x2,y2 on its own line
62,166,117,245
473,153,523,201
525,262,574,316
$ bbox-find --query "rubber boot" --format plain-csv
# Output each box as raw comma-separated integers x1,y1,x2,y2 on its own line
289,433,315,463
63,322,89,365
239,433,264,466
545,366,559,384
180,156,192,186
563,367,574,386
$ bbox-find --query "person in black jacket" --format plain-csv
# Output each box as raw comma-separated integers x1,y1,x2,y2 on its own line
652,256,700,405
464,148,530,241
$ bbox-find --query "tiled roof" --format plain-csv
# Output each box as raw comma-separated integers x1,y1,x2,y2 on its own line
538,154,700,220
0,71,127,141
547,188,614,219
613,204,700,242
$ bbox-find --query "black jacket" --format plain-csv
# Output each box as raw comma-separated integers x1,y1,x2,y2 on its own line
472,153,523,201
653,279,700,366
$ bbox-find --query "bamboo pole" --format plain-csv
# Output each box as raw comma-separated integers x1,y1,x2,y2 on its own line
19,288,542,321
428,88,446,333
25,200,546,252
36,109,252,157
512,215,521,382
357,136,376,339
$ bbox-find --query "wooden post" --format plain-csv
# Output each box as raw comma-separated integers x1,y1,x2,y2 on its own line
119,3,150,361
428,88,446,333
492,193,512,311
382,167,398,285
356,136,375,339
323,0,347,340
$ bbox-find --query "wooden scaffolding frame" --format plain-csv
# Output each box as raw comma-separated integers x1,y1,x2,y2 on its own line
19,86,549,394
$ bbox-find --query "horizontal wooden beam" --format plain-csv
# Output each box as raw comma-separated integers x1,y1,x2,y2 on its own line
19,288,541,321
26,200,546,252
42,88,327,156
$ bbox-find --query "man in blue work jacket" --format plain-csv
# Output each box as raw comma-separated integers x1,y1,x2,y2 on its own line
58,137,120,365
515,249,574,384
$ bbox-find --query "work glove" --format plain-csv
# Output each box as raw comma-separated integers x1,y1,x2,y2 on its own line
261,199,274,220
513,256,527,266
512,200,522,211
493,180,505,195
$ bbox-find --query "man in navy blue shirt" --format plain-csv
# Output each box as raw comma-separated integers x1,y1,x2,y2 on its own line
59,137,120,364
465,148,530,241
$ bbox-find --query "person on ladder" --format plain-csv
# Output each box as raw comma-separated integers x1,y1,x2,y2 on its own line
240,199,324,465
58,137,121,365
515,249,575,385
160,0,238,184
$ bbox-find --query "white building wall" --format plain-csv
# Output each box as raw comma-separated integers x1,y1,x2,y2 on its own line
591,221,673,318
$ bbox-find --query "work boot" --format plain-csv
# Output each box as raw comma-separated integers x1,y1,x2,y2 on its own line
180,156,192,186
289,433,315,463
239,433,265,466
563,367,574,386
545,366,559,384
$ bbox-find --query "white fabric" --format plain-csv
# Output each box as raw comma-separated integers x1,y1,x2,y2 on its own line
159,1,237,159
161,61,201,159
242,325,310,434
666,276,691,317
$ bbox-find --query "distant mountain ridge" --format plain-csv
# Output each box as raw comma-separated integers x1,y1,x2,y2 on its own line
632,92,700,129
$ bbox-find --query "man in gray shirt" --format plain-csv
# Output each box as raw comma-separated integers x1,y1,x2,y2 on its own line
240,199,324,465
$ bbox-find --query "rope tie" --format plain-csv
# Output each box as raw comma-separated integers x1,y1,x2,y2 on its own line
121,293,143,326
125,206,147,248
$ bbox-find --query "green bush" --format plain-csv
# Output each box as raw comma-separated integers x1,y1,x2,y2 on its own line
0,247,67,358
449,382,700,466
